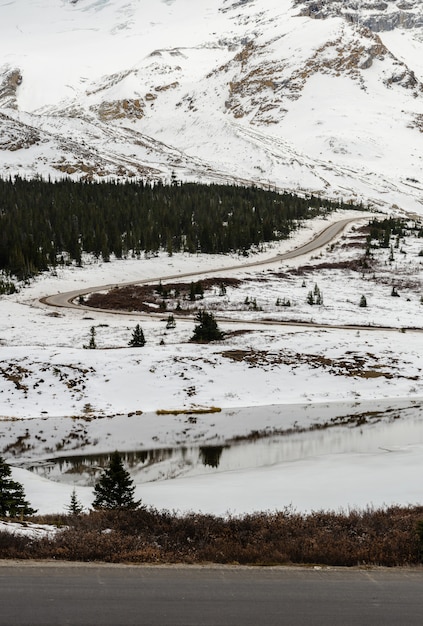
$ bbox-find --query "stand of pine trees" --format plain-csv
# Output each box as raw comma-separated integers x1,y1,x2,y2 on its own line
0,177,365,280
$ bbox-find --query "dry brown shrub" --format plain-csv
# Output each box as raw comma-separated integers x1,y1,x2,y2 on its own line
1,505,422,566
86,278,241,313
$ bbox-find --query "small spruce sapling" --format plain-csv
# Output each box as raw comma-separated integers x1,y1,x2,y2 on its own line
128,323,146,347
166,314,176,330
314,284,323,305
84,326,97,349
67,488,84,515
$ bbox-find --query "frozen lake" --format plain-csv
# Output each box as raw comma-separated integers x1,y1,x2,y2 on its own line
23,402,423,487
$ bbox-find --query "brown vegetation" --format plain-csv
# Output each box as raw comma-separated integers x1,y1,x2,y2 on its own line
220,348,413,380
85,278,241,313
156,407,222,416
278,259,368,276
1,506,423,566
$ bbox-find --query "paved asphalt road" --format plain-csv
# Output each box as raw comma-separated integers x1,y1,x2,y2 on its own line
41,216,363,311
1,563,422,626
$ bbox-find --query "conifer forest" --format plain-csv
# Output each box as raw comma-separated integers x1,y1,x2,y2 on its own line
0,177,363,280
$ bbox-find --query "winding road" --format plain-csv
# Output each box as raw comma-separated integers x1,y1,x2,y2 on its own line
40,215,364,316
40,213,422,333
40,213,423,333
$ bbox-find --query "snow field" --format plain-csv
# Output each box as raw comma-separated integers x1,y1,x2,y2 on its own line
1,210,422,515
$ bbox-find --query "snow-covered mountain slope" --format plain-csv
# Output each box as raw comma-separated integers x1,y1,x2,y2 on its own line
0,0,422,212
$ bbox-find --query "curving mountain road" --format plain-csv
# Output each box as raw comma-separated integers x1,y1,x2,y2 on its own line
40,215,365,315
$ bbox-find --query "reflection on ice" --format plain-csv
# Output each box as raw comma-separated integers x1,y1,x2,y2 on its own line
24,407,423,486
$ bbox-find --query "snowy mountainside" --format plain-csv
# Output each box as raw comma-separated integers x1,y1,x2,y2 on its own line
0,0,422,212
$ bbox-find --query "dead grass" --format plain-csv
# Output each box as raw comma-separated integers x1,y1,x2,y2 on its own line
156,407,222,416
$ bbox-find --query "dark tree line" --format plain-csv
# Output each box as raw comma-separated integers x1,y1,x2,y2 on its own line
0,177,363,280
367,217,407,249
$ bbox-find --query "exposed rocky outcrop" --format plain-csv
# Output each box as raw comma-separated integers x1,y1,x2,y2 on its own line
0,113,40,151
96,98,145,121
408,113,423,132
296,0,423,31
0,68,23,109
209,16,421,127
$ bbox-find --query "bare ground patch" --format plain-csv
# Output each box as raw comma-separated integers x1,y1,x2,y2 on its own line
220,348,417,380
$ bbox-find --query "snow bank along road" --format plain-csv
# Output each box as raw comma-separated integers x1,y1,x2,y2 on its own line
41,216,365,315
1,563,422,626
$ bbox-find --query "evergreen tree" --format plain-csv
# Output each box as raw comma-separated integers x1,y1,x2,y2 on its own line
307,284,323,305
166,314,176,330
314,284,323,305
92,451,140,510
195,281,204,299
67,488,84,515
84,326,96,349
0,456,36,518
191,310,223,342
128,323,146,347
359,295,367,308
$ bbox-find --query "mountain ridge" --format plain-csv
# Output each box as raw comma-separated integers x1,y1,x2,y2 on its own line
0,0,422,212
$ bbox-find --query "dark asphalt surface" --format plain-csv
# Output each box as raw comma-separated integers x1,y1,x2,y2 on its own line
1,563,422,626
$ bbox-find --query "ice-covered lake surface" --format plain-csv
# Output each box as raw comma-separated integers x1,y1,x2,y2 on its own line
21,403,423,485
9,399,423,515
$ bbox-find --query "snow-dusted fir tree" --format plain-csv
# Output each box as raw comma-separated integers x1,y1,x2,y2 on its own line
92,452,140,510
128,323,146,347
0,456,36,517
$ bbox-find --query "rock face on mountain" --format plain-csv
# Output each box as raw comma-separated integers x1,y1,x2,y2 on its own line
0,113,40,151
0,0,422,213
297,0,423,31
0,69,22,109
